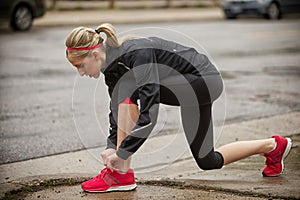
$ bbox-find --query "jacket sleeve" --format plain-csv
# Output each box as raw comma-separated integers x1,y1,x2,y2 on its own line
116,48,160,160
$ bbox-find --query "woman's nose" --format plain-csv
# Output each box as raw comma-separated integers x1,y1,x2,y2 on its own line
78,68,85,76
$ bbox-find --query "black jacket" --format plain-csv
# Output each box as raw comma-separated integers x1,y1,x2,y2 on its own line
101,37,219,160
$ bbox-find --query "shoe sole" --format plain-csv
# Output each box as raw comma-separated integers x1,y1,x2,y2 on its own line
281,138,292,174
263,137,292,177
83,183,137,193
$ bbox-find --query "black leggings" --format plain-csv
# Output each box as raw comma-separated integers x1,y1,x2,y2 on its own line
160,74,224,170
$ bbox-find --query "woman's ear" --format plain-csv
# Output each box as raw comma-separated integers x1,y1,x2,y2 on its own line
92,51,100,60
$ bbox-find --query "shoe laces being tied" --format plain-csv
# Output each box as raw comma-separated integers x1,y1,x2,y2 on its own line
93,167,111,181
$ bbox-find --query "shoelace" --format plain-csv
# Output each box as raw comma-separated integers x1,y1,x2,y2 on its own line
267,163,279,170
265,153,282,165
93,167,111,181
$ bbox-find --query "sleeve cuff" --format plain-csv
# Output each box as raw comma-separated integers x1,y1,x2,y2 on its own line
106,140,117,150
116,148,133,160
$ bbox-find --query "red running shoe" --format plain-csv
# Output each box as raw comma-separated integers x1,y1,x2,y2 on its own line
262,135,292,177
82,167,137,192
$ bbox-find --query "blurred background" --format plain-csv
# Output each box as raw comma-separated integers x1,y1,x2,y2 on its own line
1,0,300,31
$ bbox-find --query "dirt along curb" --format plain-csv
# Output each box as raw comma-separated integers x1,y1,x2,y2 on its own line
0,177,277,200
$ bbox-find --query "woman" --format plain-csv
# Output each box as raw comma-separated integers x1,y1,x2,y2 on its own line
65,23,292,193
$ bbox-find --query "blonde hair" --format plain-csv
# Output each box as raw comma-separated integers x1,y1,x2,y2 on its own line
65,23,139,58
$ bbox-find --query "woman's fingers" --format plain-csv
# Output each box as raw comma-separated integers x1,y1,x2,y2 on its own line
106,153,123,172
100,148,116,165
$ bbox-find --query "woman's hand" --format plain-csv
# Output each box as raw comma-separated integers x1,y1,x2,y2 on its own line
100,148,116,165
106,153,127,172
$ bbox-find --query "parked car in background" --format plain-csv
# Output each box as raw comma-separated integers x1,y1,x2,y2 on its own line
222,0,300,19
0,0,46,31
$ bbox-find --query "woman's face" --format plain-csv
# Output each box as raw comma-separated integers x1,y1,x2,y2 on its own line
68,51,105,79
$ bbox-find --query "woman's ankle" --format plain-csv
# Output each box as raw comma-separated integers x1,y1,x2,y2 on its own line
125,159,131,170
263,138,277,154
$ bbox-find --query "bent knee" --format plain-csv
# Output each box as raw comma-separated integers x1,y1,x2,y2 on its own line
195,151,224,170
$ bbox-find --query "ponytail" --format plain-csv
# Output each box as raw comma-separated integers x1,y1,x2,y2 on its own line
95,23,120,47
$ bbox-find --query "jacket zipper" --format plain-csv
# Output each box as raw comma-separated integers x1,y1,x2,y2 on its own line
118,62,130,71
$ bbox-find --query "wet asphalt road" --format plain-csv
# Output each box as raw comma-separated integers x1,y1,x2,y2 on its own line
0,19,299,164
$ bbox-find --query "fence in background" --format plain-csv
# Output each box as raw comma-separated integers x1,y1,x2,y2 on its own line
48,0,221,10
